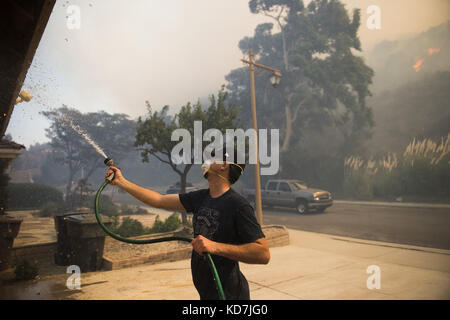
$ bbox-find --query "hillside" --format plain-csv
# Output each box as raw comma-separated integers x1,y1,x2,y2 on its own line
366,21,450,153
367,21,450,94
368,70,450,153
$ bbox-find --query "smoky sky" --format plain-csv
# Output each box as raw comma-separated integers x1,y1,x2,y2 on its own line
6,0,449,148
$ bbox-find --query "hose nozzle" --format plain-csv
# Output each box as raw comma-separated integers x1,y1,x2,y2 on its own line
104,157,114,167
104,158,115,183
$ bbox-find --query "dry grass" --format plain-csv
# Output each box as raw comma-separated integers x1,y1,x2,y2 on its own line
404,133,450,166
345,133,450,173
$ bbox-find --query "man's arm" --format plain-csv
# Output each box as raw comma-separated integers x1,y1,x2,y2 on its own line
191,235,270,265
105,166,185,211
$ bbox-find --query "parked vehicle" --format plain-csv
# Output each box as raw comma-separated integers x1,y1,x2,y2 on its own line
243,179,333,214
165,182,199,194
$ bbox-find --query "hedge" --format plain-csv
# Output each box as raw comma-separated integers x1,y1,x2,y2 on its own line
7,183,63,210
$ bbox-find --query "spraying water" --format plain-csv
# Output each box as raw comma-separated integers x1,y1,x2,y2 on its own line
58,113,108,159
19,52,109,160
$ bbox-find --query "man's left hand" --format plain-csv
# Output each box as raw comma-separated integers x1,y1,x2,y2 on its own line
191,235,217,256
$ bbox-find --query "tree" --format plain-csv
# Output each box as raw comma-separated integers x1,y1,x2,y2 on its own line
225,0,374,189
42,106,89,199
135,86,240,224
79,110,137,183
41,106,136,201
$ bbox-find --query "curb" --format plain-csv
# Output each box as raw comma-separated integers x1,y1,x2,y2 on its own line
333,200,450,209
102,225,289,271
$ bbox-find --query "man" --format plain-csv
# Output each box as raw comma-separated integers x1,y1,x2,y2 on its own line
105,148,270,300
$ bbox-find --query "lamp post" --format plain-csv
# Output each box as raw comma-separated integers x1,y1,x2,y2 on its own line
241,49,282,226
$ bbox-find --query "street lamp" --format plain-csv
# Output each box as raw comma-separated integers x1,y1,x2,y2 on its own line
269,71,282,88
241,49,282,226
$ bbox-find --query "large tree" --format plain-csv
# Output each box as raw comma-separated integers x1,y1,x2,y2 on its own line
42,106,90,198
80,110,137,181
135,87,239,224
226,0,374,162
41,106,135,200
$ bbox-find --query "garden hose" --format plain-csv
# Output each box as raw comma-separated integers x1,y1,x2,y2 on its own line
94,173,226,300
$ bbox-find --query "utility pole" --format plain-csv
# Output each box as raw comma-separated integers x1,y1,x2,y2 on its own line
241,49,282,226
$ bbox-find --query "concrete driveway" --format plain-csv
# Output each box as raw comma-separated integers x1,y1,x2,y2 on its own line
1,228,448,300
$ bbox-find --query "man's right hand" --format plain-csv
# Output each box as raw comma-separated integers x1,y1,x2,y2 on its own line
105,166,125,187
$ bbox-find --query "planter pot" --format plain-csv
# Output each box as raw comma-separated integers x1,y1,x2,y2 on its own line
0,215,23,271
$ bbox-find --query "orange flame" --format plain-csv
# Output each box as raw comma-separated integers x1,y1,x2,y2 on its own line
413,48,441,72
413,58,424,72
428,48,440,55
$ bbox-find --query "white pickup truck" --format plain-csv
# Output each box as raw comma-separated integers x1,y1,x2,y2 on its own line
243,179,333,214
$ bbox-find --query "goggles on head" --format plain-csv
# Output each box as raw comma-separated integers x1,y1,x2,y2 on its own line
201,151,244,181
203,151,244,173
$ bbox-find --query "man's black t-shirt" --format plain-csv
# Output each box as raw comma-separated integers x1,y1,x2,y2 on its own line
179,188,265,300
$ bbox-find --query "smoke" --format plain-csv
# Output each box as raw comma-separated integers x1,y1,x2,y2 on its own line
7,0,449,148
343,0,449,52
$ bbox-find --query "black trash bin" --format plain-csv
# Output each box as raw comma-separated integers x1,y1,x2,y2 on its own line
54,212,112,272
54,212,83,265
66,213,112,272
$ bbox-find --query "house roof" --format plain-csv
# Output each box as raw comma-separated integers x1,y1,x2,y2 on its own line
0,139,25,150
0,0,56,138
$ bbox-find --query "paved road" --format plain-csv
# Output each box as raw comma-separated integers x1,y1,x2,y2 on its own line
262,203,450,250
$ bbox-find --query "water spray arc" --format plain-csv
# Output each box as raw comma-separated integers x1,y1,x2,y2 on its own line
58,114,108,159
94,157,226,300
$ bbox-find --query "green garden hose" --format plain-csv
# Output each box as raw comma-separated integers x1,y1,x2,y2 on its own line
94,177,226,300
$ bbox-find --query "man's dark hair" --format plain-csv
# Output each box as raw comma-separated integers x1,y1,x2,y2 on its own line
212,145,246,184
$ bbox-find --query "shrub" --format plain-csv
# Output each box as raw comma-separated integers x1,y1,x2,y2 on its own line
34,192,119,217
149,213,181,234
7,183,63,210
110,215,120,233
38,201,59,217
112,213,182,238
342,173,373,200
115,217,145,237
